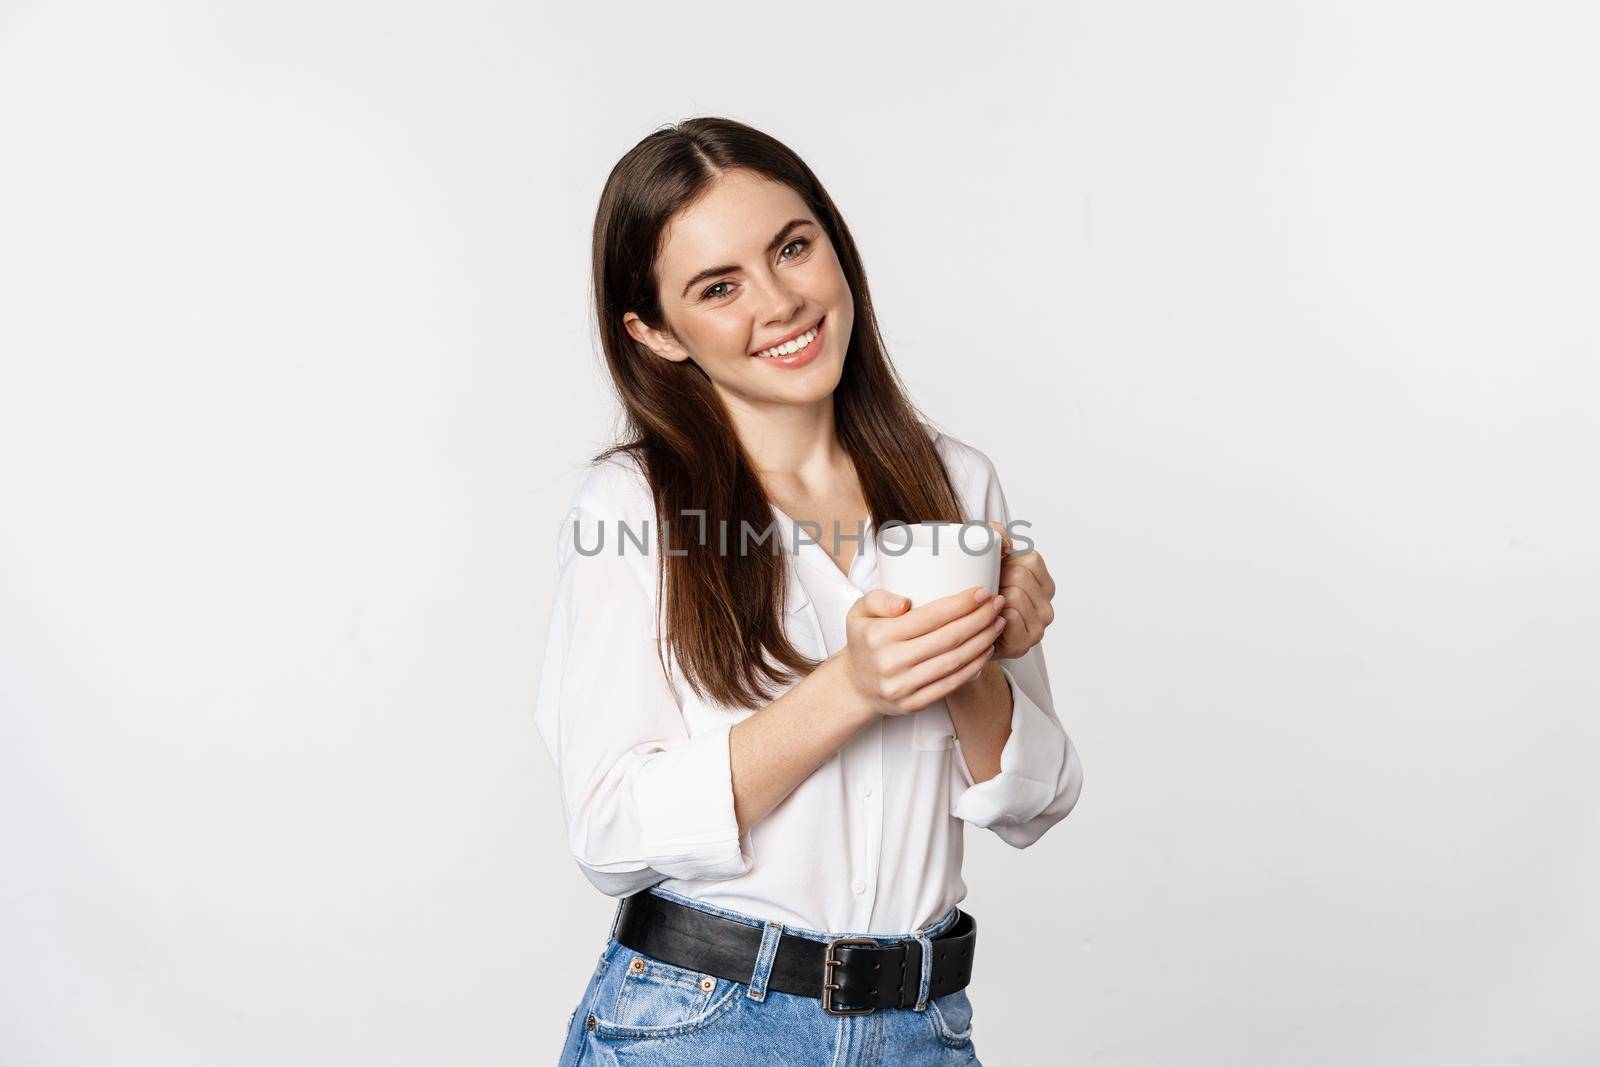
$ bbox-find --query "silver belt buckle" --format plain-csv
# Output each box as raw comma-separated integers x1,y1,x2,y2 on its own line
821,936,879,1016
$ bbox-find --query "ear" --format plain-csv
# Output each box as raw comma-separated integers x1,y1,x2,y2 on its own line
623,311,691,364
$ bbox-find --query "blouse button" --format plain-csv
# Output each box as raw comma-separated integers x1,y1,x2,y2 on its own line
851,878,866,895
859,782,872,797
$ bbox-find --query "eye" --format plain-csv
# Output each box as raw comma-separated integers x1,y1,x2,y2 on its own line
698,238,812,302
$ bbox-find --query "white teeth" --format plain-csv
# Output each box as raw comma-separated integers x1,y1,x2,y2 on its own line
755,326,818,359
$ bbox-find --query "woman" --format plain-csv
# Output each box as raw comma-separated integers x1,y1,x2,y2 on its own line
536,117,1084,1066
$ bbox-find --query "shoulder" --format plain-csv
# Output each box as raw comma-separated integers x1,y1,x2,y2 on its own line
920,420,1003,503
564,448,657,525
552,449,662,598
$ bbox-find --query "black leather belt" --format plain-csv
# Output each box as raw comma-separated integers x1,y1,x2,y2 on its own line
611,890,977,1016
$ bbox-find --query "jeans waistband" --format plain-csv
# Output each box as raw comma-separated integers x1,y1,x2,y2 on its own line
613,884,962,946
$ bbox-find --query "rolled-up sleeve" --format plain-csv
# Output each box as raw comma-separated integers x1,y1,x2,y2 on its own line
945,444,1085,848
533,501,753,896
950,652,1084,848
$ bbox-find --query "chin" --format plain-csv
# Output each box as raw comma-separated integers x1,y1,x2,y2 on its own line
774,359,845,404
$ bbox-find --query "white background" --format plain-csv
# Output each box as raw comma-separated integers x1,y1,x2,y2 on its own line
2,1,1596,1064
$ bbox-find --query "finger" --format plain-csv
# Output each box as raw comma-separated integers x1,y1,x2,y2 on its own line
898,611,1006,695
850,587,914,620
998,562,1047,607
997,606,1036,654
888,593,1003,673
998,572,1052,632
1007,547,1053,595
999,578,1045,624
1000,568,1056,630
898,641,995,712
1023,550,1055,599
985,520,1013,558
877,585,993,641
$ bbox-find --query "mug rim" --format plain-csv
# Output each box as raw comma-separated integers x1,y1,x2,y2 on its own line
876,520,1001,554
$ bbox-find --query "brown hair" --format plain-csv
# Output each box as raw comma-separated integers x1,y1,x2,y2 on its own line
590,116,962,710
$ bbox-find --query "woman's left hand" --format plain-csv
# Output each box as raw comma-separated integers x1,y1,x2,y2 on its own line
985,521,1056,660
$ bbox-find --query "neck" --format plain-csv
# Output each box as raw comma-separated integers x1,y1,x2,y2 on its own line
719,392,847,483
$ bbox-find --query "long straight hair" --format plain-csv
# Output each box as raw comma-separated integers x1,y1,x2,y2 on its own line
590,116,963,710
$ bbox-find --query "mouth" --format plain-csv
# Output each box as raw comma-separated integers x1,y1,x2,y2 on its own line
749,316,826,368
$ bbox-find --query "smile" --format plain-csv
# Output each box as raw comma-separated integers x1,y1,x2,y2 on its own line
751,317,825,367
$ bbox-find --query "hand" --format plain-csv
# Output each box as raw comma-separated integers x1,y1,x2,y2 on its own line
836,586,1006,716
983,520,1056,660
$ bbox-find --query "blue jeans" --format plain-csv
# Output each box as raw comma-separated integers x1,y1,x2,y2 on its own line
556,886,983,1065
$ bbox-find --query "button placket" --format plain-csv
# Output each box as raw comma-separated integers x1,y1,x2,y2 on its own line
778,507,893,934
851,714,885,929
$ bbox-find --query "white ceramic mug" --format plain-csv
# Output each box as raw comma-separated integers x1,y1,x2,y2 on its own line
875,521,1002,609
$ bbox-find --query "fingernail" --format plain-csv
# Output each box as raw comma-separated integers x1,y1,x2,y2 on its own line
992,595,1005,609
982,646,995,658
994,616,1007,630
973,587,988,603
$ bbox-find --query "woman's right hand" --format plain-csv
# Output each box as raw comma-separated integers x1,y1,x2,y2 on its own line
835,586,1007,715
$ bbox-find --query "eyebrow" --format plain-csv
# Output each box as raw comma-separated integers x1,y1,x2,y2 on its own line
678,218,816,300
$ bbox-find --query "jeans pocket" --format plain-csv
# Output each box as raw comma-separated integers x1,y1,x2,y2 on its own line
926,988,975,1048
592,950,743,1041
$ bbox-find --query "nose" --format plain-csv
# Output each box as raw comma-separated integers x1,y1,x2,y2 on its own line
753,269,803,327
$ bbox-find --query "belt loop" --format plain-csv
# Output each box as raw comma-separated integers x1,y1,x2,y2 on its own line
608,893,630,941
746,920,784,1002
910,928,934,1011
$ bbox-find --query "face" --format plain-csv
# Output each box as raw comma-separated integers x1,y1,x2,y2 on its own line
624,168,855,414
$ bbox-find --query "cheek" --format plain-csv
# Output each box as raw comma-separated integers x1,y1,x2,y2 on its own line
817,267,855,331
811,248,851,299
812,244,851,292
711,319,754,359
687,317,756,371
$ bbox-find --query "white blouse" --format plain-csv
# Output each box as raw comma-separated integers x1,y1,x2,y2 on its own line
533,424,1084,936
